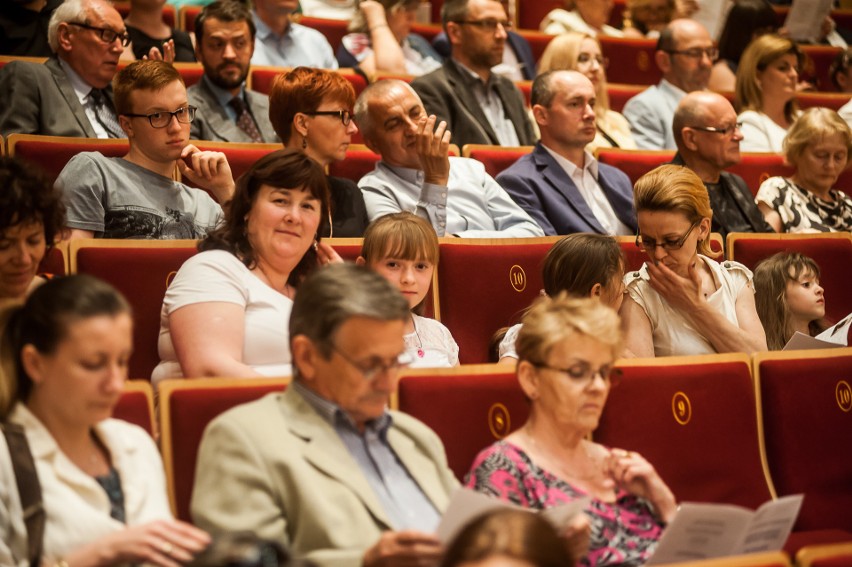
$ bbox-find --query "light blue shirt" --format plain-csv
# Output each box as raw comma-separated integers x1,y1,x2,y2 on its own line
251,11,338,69
622,79,685,150
292,381,441,532
359,157,544,238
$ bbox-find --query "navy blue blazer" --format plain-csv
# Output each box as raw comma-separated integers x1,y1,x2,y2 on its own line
431,30,536,81
496,143,638,236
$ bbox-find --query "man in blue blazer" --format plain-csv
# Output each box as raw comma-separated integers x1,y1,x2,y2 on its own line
497,70,637,236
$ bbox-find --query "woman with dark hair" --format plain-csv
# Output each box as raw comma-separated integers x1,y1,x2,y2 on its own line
0,156,66,301
709,0,779,92
152,149,337,383
0,275,209,565
271,67,369,238
621,0,674,39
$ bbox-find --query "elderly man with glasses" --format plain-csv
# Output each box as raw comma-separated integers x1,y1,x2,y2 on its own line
192,263,459,567
0,0,131,137
411,0,535,149
623,18,715,150
57,60,234,240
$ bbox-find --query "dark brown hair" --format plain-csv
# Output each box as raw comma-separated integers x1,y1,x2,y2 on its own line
0,156,65,257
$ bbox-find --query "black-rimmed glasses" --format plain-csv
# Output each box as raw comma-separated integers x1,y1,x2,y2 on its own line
303,110,353,126
688,122,743,136
665,47,719,61
67,22,131,47
123,105,197,128
330,344,414,382
528,361,619,388
452,19,513,32
635,220,700,252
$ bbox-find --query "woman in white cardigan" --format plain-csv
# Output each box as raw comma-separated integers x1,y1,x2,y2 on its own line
0,275,209,567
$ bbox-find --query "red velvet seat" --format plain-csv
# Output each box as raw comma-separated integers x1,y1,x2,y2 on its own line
172,62,205,88
515,80,532,106
514,29,556,64
608,83,646,113
69,239,199,380
753,349,852,532
327,144,382,183
796,92,852,112
434,237,562,364
599,37,661,86
159,378,289,520
394,364,528,481
595,148,675,185
113,380,155,436
727,153,793,196
178,4,203,32
800,45,843,92
797,542,852,567
114,2,175,28
297,16,349,53
461,144,533,178
516,1,567,31
250,66,369,99
186,141,279,190
7,134,129,184
595,353,775,508
727,233,852,323
38,242,67,277
410,23,443,44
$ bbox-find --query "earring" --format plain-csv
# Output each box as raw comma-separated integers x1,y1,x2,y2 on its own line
302,133,308,149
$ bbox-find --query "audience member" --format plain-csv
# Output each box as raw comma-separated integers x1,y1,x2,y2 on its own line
440,509,577,567
152,149,337,383
623,18,715,150
497,233,625,363
468,295,676,567
709,0,778,92
0,275,210,566
671,91,774,242
0,157,65,301
497,71,636,236
189,0,278,143
735,34,802,153
57,60,232,240
753,252,827,350
358,212,460,367
540,0,624,37
250,0,338,68
538,33,636,151
830,47,852,93
299,0,357,19
0,0,61,57
355,80,543,237
338,0,442,77
0,0,127,137
621,165,768,357
271,67,369,237
755,107,852,232
622,0,674,39
411,0,535,148
125,0,194,61
191,263,458,564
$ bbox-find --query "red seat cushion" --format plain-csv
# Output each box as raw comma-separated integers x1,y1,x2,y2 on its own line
599,37,661,86
112,387,153,435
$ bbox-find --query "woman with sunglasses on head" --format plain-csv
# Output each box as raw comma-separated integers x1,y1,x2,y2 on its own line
620,165,767,357
272,67,369,238
468,294,676,567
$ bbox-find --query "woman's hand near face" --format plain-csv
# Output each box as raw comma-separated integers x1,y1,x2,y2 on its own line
316,241,344,266
178,145,236,204
605,449,678,524
361,0,389,28
645,260,705,313
143,39,176,63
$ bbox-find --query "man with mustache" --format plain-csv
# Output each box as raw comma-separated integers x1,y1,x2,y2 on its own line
188,0,278,143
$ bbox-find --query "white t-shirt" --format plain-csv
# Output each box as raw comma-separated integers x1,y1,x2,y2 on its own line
152,249,293,385
406,314,460,368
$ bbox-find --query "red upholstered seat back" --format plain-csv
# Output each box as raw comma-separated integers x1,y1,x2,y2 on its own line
796,92,852,112
435,238,560,364
595,354,774,508
607,83,645,113
38,246,66,276
516,1,567,31
297,16,348,52
797,542,852,567
599,37,661,86
515,29,556,64
327,146,382,183
395,366,528,481
800,46,843,92
250,67,369,100
727,153,793,196
178,4,203,33
410,23,443,43
462,145,533,178
754,349,852,532
187,142,279,189
727,234,852,323
595,148,675,185
72,241,199,380
160,379,289,521
113,381,155,436
8,135,129,184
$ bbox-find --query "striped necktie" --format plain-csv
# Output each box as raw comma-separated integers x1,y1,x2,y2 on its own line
229,96,264,143
88,89,124,138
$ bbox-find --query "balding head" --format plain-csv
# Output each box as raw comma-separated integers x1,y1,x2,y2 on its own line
354,79,428,168
532,70,597,155
673,91,743,179
656,18,714,93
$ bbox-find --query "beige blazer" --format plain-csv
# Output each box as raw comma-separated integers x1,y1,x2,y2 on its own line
0,405,172,567
191,386,459,567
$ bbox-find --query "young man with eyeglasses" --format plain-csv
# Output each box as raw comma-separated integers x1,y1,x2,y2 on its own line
411,0,535,149
58,60,235,240
623,18,715,150
670,91,775,243
193,263,458,567
0,0,129,137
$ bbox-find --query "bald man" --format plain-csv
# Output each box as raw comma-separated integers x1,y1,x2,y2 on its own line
670,91,774,241
623,18,715,149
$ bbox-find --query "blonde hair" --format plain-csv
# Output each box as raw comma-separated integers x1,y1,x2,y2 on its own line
633,165,715,257
622,0,675,35
360,212,440,265
515,293,622,365
783,107,852,168
537,32,610,116
735,34,802,123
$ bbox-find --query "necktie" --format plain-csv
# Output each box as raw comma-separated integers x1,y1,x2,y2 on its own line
229,96,264,143
88,89,124,139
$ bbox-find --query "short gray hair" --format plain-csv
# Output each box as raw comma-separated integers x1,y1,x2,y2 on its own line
289,263,410,359
353,79,415,145
48,0,110,53
441,0,470,30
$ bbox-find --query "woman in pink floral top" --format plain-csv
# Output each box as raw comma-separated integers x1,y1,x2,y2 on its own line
465,295,677,567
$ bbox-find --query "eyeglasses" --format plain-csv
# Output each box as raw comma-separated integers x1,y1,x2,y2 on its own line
576,53,609,68
689,122,743,136
528,361,619,388
665,47,719,61
331,344,414,382
67,22,131,47
453,19,513,32
635,220,700,252
303,110,353,126
123,105,197,128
